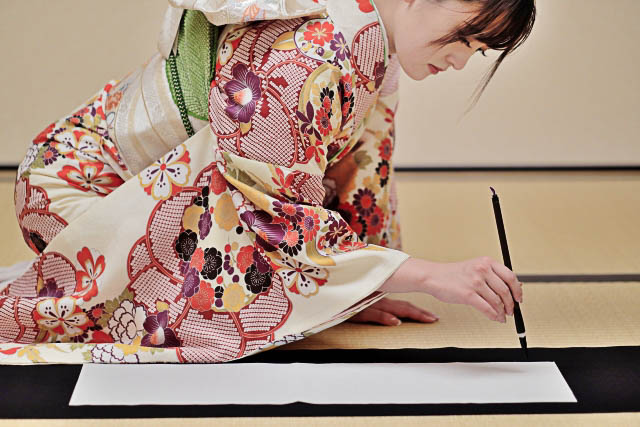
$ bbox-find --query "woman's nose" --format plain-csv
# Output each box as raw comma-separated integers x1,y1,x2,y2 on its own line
447,52,473,71
446,46,475,71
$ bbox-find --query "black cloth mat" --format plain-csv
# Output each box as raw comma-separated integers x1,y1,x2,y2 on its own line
0,346,638,418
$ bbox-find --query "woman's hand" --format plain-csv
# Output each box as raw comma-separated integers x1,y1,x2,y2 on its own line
423,257,523,323
347,297,439,326
378,256,523,323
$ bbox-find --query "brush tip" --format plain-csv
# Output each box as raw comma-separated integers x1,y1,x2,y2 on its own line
490,186,496,196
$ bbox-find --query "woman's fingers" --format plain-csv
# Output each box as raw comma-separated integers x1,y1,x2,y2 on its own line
490,260,523,303
374,299,439,322
348,299,439,326
349,307,402,326
472,285,504,322
485,271,514,316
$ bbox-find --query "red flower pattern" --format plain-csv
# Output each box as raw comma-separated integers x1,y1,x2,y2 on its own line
236,245,255,273
303,22,335,45
191,281,216,312
57,162,123,196
272,167,295,195
379,138,393,161
301,208,321,242
356,0,375,13
365,206,385,236
305,139,326,163
315,107,332,136
75,247,105,302
210,168,228,195
189,248,205,271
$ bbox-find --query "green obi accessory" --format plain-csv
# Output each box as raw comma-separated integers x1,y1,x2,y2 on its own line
166,10,220,137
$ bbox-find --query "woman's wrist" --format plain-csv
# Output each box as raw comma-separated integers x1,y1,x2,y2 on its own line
378,257,434,294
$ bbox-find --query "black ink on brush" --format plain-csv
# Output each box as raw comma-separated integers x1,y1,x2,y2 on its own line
489,186,528,360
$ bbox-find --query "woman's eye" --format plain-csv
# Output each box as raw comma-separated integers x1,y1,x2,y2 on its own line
462,38,487,57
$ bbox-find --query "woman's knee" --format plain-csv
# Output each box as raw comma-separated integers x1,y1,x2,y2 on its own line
14,86,125,254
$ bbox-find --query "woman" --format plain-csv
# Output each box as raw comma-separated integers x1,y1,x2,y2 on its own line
1,0,535,364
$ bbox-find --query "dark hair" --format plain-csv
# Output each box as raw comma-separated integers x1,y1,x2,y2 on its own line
429,0,536,112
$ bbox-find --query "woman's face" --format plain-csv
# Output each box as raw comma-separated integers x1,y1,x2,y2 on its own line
388,0,489,80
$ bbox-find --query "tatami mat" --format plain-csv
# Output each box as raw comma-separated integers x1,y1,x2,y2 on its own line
2,413,639,427
396,171,640,274
281,282,640,350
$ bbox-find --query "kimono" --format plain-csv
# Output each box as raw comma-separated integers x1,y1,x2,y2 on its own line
0,0,408,364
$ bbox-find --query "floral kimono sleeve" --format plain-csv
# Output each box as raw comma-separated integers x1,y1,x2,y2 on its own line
323,60,404,252
201,19,409,342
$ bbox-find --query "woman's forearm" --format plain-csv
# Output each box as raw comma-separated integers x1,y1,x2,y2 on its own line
378,257,432,294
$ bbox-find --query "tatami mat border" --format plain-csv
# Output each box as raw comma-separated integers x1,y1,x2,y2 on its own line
1,347,638,418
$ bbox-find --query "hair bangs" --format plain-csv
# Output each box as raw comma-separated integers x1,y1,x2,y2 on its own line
430,0,536,52
461,0,536,52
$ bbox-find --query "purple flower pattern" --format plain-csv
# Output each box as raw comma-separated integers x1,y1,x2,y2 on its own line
198,211,212,239
182,267,201,298
42,146,59,165
329,32,351,61
240,210,286,250
224,63,262,123
141,311,180,348
325,218,349,246
296,101,323,140
38,278,64,298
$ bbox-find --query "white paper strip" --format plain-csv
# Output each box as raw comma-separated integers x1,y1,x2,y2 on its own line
69,362,576,406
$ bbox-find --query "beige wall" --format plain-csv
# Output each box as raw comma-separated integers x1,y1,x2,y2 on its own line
1,0,638,167
0,0,167,165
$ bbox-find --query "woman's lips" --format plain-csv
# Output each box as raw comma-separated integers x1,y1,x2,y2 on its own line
428,64,441,74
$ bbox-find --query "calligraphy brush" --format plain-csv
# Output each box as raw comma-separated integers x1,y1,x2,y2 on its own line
490,187,528,360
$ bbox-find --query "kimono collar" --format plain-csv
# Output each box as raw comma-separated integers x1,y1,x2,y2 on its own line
158,0,390,67
369,0,390,66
